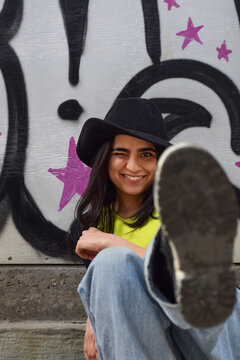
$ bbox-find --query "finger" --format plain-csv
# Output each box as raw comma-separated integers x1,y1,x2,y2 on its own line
84,350,97,360
75,249,98,260
88,227,98,232
81,229,88,236
84,251,98,260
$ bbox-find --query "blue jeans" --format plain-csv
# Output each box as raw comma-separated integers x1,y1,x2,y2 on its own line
78,242,240,359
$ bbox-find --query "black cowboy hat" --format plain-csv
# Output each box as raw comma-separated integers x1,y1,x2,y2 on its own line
77,98,171,166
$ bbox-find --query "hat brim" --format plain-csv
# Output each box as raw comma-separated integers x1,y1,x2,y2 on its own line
77,117,172,167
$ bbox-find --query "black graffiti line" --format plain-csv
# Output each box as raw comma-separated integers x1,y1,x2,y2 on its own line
58,99,83,121
0,195,10,232
150,98,212,140
9,181,70,259
0,0,23,42
150,97,212,120
234,0,240,25
0,44,28,201
0,2,82,258
141,0,161,64
0,43,70,258
59,0,89,86
0,1,24,200
117,60,240,155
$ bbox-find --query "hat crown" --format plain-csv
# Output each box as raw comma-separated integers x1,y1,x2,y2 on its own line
104,98,167,140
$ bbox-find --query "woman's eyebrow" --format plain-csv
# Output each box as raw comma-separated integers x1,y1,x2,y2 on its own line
112,147,129,152
112,147,157,152
138,147,157,152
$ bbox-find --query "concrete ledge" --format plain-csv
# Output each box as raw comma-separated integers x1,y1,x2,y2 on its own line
0,266,87,321
0,321,85,360
0,264,239,323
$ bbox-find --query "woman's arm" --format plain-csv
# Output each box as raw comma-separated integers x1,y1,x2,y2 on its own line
75,227,146,260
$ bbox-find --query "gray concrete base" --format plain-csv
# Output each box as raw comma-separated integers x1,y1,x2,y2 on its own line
0,321,85,360
0,265,239,360
0,266,87,321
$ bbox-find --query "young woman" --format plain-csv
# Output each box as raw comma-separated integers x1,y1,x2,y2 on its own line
71,98,240,360
72,98,171,359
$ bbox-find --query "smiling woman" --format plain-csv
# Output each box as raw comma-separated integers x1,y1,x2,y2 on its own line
71,97,170,358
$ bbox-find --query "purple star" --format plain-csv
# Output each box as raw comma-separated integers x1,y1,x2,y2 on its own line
236,162,240,168
176,17,204,50
0,132,2,136
164,0,180,11
216,40,232,62
48,137,91,211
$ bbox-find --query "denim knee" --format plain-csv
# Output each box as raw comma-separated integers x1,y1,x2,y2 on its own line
90,246,137,279
94,246,135,265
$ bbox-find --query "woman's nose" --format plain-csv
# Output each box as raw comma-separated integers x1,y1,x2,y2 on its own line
125,155,141,172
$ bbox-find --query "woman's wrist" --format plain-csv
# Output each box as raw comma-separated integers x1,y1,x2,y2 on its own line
104,233,121,248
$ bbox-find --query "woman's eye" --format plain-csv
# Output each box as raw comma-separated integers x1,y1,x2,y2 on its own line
141,152,153,157
112,152,126,156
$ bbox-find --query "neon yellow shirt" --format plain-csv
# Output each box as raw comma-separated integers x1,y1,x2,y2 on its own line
113,210,161,249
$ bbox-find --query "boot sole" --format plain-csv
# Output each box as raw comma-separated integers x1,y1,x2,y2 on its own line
154,143,238,328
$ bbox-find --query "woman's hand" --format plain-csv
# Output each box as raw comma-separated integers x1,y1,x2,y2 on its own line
75,227,146,260
84,317,99,360
75,227,119,260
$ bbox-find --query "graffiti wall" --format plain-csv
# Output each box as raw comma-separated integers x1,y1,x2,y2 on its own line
0,0,240,264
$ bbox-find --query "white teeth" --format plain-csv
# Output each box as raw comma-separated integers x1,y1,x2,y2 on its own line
125,175,143,180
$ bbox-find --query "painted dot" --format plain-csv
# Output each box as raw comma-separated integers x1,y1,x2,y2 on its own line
8,256,12,261
58,99,83,120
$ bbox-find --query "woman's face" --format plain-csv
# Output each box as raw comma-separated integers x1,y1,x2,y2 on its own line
108,134,158,199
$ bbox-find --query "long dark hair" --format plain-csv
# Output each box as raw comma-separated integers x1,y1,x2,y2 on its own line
76,138,162,233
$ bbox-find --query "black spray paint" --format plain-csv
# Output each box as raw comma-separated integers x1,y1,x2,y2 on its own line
58,99,83,120
116,59,240,206
59,0,89,86
150,98,212,140
0,0,23,42
0,1,76,259
0,195,10,231
234,0,240,25
117,60,240,155
0,42,71,258
0,0,24,203
58,0,89,121
0,0,24,232
141,0,161,64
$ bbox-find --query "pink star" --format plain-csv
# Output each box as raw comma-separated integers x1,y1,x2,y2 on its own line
0,132,2,135
216,41,232,62
164,0,180,11
48,137,91,211
176,17,204,50
236,162,240,168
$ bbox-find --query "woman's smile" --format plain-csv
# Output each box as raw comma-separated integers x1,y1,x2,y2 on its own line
121,174,147,183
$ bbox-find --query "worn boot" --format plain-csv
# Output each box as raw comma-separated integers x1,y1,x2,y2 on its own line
153,143,238,328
